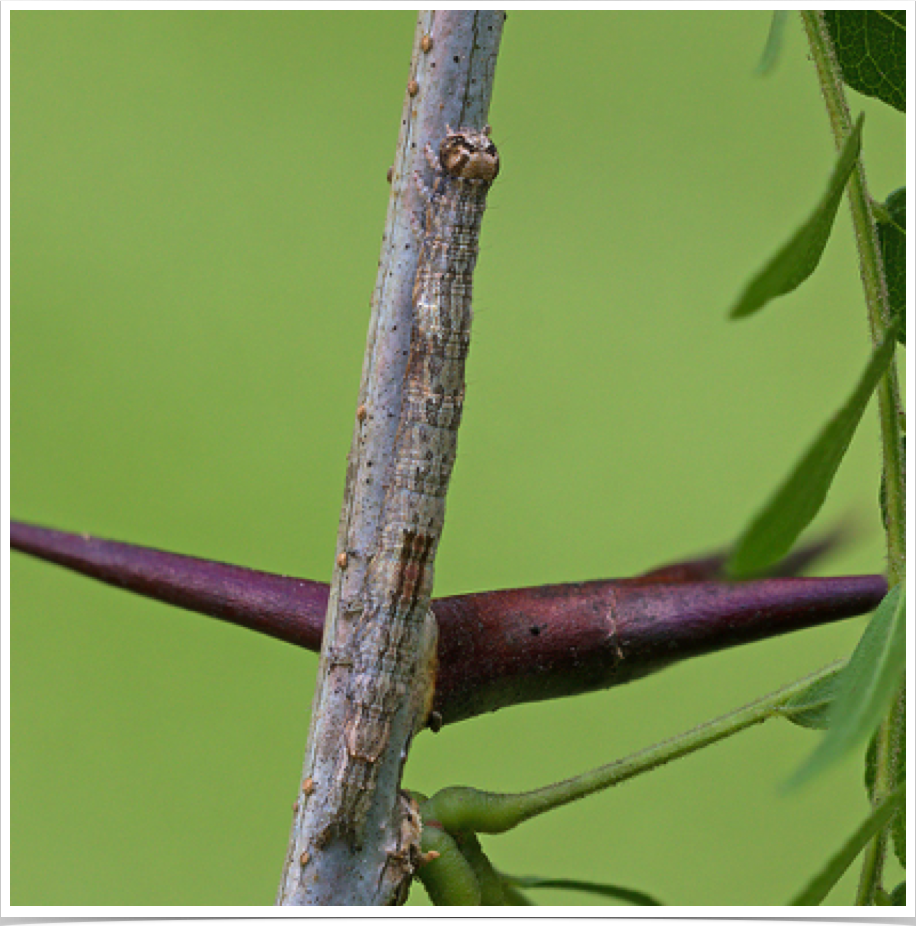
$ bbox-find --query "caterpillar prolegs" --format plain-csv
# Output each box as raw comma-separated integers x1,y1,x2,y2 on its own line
332,128,499,845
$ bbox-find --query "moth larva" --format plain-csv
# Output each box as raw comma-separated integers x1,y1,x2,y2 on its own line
329,128,499,846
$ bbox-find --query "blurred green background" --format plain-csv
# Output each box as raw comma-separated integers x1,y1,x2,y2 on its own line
12,11,904,907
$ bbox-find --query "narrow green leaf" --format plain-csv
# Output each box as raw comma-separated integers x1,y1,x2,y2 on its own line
823,586,904,748
756,11,791,75
876,187,905,343
729,115,863,319
890,882,907,906
790,586,905,787
825,12,905,112
502,873,662,906
790,784,905,905
780,668,843,730
728,327,897,577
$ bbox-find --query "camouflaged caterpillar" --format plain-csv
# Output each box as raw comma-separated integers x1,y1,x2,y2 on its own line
331,128,499,846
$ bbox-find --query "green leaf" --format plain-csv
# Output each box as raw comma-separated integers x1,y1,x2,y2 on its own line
729,115,863,319
825,12,905,112
502,874,662,906
791,585,905,787
781,668,843,730
790,783,905,904
728,327,897,577
756,11,791,75
890,882,907,906
876,187,905,343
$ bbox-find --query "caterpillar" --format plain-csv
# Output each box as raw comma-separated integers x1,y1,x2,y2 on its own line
332,128,499,846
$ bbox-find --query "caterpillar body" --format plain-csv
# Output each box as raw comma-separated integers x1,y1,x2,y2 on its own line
332,128,499,845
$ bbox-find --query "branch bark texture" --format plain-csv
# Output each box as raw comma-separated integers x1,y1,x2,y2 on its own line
276,11,505,906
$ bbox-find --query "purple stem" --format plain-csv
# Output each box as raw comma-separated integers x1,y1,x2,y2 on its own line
432,572,884,723
635,527,846,584
11,520,887,725
11,520,326,650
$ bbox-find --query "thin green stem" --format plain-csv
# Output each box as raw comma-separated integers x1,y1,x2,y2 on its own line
800,11,905,905
417,826,483,905
799,10,905,586
457,834,512,905
421,662,844,835
855,716,892,904
501,873,663,906
791,783,906,905
857,683,906,904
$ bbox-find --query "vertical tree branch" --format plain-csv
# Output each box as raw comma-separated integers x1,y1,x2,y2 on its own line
276,11,505,906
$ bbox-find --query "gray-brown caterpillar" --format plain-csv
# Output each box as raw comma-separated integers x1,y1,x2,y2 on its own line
332,128,499,845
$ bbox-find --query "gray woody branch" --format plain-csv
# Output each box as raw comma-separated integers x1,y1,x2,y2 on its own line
275,12,505,906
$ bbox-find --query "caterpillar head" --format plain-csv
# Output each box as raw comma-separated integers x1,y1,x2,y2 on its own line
439,127,500,181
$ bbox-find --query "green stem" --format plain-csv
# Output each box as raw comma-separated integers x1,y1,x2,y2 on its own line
791,783,906,905
457,834,512,905
417,826,483,905
855,715,892,904
421,662,843,835
800,11,905,904
800,10,905,586
857,684,906,905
